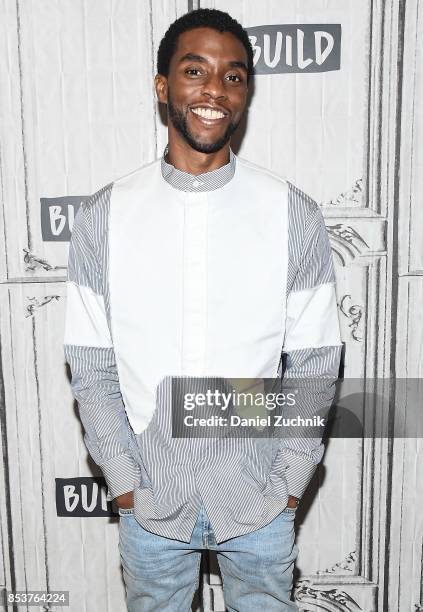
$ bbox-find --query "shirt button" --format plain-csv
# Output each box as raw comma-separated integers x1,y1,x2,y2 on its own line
192,180,203,188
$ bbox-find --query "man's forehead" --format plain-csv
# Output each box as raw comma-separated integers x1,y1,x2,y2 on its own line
174,27,248,63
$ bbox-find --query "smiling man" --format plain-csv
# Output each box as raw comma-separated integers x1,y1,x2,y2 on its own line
64,8,342,612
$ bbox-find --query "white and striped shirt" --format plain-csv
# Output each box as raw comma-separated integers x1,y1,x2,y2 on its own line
64,147,342,543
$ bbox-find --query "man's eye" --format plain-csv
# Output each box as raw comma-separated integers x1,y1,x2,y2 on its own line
185,68,202,76
226,74,242,82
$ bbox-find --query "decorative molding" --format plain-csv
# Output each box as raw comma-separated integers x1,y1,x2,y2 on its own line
323,179,364,207
294,579,363,612
316,551,357,575
326,225,370,252
339,295,364,342
416,537,423,612
326,224,369,266
23,249,60,272
188,0,201,10
25,295,60,317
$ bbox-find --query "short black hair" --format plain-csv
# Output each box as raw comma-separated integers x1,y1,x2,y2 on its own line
157,8,254,82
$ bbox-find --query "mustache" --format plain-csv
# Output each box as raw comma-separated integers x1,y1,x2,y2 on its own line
166,93,240,155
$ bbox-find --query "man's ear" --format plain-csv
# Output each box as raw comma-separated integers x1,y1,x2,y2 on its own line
155,74,168,104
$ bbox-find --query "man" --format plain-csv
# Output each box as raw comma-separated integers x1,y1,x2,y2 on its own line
64,8,342,612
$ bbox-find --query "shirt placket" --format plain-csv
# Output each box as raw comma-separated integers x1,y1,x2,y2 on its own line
182,191,208,375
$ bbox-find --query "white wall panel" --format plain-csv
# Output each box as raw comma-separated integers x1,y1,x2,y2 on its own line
0,0,166,280
0,283,127,611
398,0,423,275
201,0,369,209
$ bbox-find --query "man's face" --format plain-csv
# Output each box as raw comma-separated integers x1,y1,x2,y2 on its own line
156,27,249,154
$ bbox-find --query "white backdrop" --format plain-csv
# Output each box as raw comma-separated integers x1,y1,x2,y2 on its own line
0,1,422,611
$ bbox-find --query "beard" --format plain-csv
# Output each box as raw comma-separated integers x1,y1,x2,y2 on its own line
167,90,240,154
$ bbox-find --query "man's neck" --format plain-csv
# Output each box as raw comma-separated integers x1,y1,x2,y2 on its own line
166,135,230,176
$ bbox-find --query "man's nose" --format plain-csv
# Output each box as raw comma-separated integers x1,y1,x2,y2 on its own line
201,72,227,100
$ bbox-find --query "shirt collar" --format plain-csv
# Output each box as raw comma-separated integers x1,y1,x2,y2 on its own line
160,144,236,192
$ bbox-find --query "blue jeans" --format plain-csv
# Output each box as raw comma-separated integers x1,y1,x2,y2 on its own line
118,504,299,611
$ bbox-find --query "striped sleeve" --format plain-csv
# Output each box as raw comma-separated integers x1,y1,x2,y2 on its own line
63,187,141,501
273,184,342,499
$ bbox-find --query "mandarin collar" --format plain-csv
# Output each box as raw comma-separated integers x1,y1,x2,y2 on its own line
160,144,236,192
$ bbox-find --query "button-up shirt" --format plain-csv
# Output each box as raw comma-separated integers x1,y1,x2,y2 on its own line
64,146,342,543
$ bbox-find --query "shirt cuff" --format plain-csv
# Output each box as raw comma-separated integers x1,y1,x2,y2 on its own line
279,450,318,499
101,453,141,502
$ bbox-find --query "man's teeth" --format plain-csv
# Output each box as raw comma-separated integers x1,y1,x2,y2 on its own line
191,107,225,119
